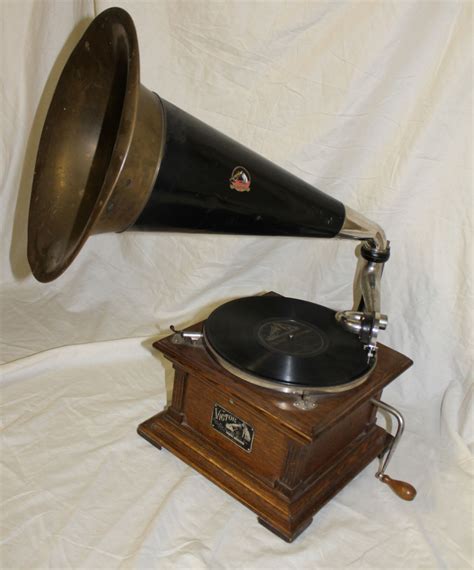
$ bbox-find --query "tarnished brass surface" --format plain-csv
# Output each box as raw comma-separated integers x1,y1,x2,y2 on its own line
28,8,165,282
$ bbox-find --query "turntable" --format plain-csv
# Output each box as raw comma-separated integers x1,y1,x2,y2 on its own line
26,8,416,542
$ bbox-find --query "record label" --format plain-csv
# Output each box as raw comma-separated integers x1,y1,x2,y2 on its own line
257,318,328,357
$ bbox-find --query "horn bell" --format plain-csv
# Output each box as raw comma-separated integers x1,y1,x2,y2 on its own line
28,7,164,282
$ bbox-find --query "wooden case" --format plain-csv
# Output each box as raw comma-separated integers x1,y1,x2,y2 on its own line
138,315,412,541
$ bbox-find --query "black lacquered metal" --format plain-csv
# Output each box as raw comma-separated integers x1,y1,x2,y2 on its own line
132,99,345,237
204,296,372,388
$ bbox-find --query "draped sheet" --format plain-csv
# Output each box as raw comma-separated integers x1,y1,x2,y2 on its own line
1,1,472,567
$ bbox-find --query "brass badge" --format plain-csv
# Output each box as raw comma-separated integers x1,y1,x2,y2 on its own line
211,404,254,452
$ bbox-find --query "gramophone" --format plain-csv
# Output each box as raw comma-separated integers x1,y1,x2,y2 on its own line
27,8,416,541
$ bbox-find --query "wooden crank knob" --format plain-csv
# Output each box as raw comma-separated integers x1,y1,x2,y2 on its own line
379,474,417,501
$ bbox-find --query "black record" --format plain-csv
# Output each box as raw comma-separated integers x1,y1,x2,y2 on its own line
204,296,372,389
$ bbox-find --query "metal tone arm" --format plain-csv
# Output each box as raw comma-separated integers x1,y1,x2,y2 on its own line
335,207,390,359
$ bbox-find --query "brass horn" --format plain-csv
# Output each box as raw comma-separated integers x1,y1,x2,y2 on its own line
28,7,348,283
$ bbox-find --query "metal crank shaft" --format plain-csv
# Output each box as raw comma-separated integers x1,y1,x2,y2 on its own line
371,398,417,501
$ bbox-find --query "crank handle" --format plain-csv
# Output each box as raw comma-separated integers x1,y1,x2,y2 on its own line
371,398,417,501
377,473,416,501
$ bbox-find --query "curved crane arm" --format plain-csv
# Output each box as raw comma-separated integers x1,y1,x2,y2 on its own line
335,206,390,360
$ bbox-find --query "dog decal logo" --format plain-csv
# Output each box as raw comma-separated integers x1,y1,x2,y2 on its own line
229,166,251,192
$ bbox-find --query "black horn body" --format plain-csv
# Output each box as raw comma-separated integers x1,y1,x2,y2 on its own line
28,7,345,283
133,99,345,237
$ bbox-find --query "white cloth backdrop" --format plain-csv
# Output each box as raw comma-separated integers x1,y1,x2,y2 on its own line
1,0,472,568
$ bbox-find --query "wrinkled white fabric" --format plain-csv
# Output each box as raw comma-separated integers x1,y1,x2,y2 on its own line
1,0,472,568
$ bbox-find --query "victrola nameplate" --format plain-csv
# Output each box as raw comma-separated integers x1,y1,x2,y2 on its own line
211,404,254,452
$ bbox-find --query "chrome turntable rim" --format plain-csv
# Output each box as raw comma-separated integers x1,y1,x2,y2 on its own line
203,326,377,396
